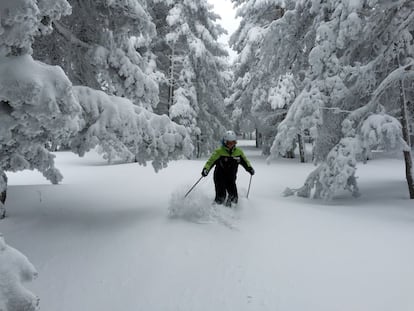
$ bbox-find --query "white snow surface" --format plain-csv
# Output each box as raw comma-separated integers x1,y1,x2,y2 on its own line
0,234,38,311
1,140,414,311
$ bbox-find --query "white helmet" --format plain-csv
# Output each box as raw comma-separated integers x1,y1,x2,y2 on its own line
223,130,237,142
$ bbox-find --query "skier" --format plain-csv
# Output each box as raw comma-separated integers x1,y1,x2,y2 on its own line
201,130,255,206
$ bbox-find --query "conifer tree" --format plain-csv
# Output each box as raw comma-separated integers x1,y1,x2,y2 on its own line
151,0,231,156
228,0,286,153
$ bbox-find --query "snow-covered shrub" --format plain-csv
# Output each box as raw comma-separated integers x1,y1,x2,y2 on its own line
317,137,361,199
359,114,409,154
315,114,407,199
0,234,39,311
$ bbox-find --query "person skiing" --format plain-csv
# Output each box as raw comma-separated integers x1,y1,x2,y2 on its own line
201,130,255,206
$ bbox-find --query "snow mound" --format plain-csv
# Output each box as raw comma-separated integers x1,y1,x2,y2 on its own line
168,187,241,229
0,234,39,311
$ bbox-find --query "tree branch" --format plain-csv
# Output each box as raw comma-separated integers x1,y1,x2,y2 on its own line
52,21,92,50
346,60,414,128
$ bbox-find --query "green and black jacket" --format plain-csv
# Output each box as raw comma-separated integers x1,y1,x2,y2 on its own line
203,145,252,178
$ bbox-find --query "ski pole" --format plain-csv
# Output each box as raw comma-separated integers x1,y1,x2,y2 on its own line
246,175,253,198
184,176,204,198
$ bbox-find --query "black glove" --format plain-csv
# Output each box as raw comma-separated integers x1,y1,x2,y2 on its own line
201,168,209,177
247,167,255,175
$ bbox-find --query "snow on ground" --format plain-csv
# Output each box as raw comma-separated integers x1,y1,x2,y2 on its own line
1,141,414,311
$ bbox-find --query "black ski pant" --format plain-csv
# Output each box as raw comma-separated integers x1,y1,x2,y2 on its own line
213,171,238,204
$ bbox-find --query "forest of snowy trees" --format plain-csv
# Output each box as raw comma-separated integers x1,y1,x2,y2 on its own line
229,0,414,199
1,0,414,309
0,0,231,221
1,0,414,210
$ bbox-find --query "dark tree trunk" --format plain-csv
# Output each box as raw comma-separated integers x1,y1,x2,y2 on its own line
403,150,414,199
167,46,175,117
285,149,295,158
298,133,305,163
196,134,201,158
0,191,5,205
255,128,260,148
399,79,414,199
0,171,7,219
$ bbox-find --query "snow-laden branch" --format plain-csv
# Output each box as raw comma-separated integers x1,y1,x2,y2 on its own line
344,60,414,135
0,54,81,184
71,86,194,171
393,9,414,36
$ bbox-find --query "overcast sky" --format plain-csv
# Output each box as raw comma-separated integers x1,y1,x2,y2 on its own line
208,0,240,60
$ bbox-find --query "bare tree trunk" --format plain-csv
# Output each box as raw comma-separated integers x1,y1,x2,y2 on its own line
399,78,414,199
196,134,201,158
167,45,176,116
255,128,260,148
298,133,305,163
0,190,6,205
0,171,7,219
285,149,295,158
403,150,414,198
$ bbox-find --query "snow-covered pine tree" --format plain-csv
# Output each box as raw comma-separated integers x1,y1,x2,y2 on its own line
33,0,160,110
148,0,175,116
150,0,200,142
152,0,231,156
228,0,286,153
0,0,81,217
272,0,414,199
251,0,316,158
0,0,73,306
0,234,38,311
0,0,194,219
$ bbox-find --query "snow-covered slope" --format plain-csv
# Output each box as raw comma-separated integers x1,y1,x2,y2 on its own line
1,141,414,311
